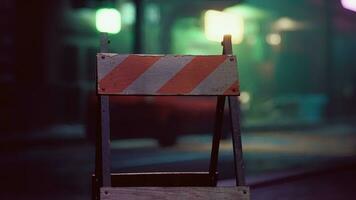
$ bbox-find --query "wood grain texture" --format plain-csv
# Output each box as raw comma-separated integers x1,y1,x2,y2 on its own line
100,187,249,200
223,35,246,186
97,53,239,96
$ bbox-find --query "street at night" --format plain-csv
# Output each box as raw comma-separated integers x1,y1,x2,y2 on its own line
1,0,356,199
1,124,356,199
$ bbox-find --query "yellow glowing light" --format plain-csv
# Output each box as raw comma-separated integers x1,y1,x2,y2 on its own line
204,10,244,44
273,17,304,31
266,33,281,46
239,91,251,104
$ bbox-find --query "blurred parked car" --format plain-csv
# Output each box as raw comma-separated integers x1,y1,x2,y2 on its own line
86,94,230,146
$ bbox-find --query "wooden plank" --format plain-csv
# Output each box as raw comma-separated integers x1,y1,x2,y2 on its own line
99,95,112,187
223,35,246,186
209,96,225,177
95,33,112,200
100,187,249,200
92,172,217,188
229,96,246,186
99,33,112,188
97,54,239,96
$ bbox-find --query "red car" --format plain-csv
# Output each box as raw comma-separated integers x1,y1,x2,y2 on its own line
86,94,230,146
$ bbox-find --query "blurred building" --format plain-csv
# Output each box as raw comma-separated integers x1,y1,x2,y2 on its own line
1,0,356,136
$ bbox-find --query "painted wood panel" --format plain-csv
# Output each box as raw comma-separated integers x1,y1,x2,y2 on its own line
97,54,239,96
100,187,249,200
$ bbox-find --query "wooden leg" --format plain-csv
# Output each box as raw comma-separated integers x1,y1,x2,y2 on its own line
228,96,246,186
209,96,226,184
100,95,112,187
94,106,100,200
94,33,112,200
94,95,112,200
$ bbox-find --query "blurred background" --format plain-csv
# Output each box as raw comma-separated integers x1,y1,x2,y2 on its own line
1,0,356,199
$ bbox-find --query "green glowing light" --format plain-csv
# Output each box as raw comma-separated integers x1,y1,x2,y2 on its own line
121,2,135,25
224,5,268,20
96,8,121,34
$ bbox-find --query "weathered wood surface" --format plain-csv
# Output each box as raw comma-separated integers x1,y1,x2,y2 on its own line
97,54,239,96
223,35,246,186
100,187,249,200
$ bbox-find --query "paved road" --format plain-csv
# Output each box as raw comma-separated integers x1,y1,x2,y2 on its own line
1,124,356,199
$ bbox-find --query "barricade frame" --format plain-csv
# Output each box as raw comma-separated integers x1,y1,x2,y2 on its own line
92,34,249,200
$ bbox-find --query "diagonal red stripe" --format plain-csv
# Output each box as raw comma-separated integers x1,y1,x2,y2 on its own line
99,55,160,93
224,81,240,95
158,56,227,94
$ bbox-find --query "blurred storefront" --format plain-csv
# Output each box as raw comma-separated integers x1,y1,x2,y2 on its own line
1,0,356,136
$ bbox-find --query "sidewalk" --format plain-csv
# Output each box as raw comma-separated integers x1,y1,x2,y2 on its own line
251,163,356,199
217,161,356,199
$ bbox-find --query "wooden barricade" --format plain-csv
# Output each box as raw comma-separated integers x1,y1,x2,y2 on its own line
93,34,249,200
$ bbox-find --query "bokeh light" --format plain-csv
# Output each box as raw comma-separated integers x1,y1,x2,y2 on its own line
96,8,121,34
204,10,244,44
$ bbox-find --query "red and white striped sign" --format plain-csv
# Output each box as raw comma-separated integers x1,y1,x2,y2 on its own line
97,53,239,96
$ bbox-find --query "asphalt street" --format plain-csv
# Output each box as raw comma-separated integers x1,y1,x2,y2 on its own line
1,124,356,199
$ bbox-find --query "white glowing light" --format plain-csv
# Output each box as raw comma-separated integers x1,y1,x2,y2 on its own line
341,0,356,12
204,10,244,44
96,8,121,34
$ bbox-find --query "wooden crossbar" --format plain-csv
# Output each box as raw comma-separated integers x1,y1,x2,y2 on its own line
97,54,239,96
100,187,249,200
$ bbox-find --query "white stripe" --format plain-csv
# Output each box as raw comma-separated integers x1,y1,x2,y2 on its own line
190,56,238,95
123,55,194,94
97,54,129,80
